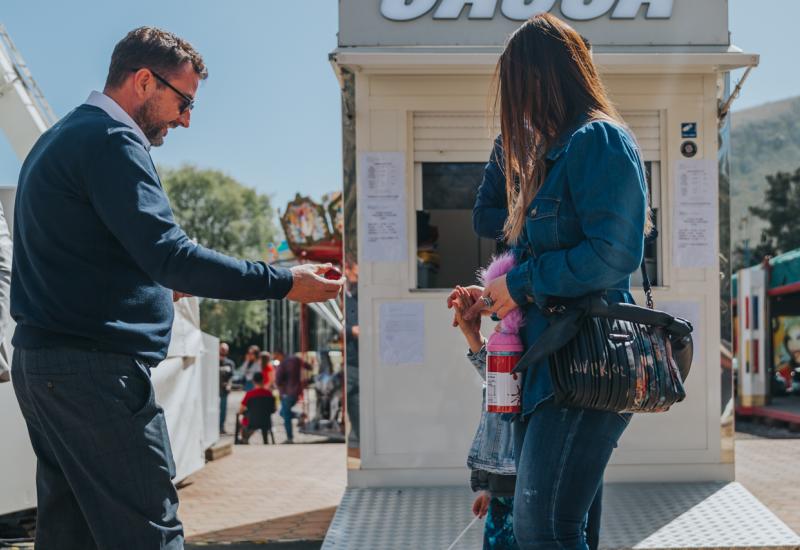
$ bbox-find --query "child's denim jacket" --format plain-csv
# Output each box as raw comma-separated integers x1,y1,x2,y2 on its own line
473,120,647,417
466,345,516,475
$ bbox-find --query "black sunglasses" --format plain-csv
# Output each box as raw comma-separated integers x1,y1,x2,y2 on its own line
131,68,195,114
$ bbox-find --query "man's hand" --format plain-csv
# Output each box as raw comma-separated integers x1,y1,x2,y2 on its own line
285,263,344,303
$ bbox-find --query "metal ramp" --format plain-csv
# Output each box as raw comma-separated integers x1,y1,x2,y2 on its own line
323,483,800,550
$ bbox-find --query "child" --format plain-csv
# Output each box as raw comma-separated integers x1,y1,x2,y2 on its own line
452,286,519,550
238,371,276,444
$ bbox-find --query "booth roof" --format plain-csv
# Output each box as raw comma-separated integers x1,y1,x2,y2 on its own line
732,248,800,297
770,249,800,290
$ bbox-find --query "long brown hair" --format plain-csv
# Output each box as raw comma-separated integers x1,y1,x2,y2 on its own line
495,14,626,243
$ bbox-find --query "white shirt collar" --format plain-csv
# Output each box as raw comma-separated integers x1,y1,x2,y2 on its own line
84,91,151,151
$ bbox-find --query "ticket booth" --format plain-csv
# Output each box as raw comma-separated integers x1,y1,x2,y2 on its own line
332,0,759,487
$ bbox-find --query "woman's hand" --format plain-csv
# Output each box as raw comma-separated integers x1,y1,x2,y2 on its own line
472,491,491,519
465,274,516,320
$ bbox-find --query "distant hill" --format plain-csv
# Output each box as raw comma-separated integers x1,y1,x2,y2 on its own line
730,96,800,254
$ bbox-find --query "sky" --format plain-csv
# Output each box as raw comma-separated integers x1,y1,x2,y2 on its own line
0,0,796,210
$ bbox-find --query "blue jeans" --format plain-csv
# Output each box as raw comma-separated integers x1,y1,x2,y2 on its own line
513,399,631,549
280,395,298,441
219,392,228,432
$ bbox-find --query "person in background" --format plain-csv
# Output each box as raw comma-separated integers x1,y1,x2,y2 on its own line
260,350,275,388
452,287,518,550
344,262,360,448
240,344,261,390
9,26,343,549
238,371,276,444
0,202,11,383
219,342,235,434
275,353,311,444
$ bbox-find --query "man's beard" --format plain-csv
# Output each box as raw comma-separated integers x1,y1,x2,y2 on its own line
133,97,168,147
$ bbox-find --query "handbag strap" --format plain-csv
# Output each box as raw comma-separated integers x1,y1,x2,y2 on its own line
641,259,653,310
641,228,658,310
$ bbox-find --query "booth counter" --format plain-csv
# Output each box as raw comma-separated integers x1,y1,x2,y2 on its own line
332,0,759,488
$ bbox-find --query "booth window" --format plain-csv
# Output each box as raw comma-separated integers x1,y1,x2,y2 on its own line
631,160,661,287
415,160,662,290
412,111,662,290
416,162,496,289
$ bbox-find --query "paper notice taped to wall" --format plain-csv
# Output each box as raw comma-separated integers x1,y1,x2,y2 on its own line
379,301,425,366
672,159,718,269
359,152,407,263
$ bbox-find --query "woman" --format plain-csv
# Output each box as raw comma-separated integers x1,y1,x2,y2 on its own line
239,345,261,391
459,14,648,549
260,350,275,388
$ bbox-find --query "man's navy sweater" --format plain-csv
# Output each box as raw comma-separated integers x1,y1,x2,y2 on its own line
11,105,294,361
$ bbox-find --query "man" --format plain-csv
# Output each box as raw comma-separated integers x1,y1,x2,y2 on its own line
219,342,235,434
275,353,311,444
344,263,360,447
10,27,342,550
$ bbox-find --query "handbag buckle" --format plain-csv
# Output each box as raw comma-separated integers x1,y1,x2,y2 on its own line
545,305,566,315
609,332,634,343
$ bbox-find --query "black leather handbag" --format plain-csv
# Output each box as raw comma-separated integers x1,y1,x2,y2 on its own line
513,258,694,413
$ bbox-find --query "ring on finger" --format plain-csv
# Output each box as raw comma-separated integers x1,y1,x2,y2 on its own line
481,296,495,308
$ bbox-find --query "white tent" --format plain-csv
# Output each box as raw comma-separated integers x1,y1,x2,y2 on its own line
0,298,220,515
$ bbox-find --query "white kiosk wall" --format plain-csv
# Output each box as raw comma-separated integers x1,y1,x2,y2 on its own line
334,0,758,487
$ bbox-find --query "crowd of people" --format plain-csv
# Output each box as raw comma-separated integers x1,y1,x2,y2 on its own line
218,342,310,445
6,11,657,548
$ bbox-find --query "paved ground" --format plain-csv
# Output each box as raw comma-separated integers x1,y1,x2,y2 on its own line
179,391,345,544
735,420,800,534
180,443,345,543
176,392,800,545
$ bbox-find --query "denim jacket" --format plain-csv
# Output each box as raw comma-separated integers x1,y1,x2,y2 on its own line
473,121,647,416
466,346,516,475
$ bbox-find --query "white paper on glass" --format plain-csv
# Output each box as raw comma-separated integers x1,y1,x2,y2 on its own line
359,152,407,262
659,301,702,368
672,159,718,268
379,301,425,366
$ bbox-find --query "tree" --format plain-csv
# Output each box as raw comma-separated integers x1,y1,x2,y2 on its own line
160,165,281,342
734,168,800,269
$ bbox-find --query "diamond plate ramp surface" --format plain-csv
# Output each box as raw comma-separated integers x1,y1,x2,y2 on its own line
323,483,800,550
600,482,800,549
322,487,483,550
